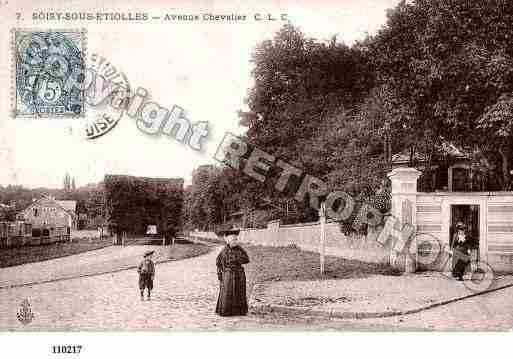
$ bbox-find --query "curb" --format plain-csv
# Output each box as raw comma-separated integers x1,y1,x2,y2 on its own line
251,280,513,320
0,244,214,291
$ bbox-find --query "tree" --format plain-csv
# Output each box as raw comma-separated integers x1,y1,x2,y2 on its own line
231,24,377,224
367,0,513,189
188,2,513,230
63,173,71,191
477,94,513,189
244,24,373,162
184,166,256,231
104,175,184,240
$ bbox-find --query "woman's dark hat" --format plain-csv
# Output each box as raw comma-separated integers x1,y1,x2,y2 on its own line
144,250,155,257
215,229,240,237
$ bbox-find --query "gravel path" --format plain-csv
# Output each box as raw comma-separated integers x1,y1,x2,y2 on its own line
1,244,511,331
1,246,324,330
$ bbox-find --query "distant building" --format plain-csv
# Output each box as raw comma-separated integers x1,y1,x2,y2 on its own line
18,195,77,233
391,142,486,192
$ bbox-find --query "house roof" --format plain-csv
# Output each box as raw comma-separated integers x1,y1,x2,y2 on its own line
391,151,428,164
392,141,470,165
20,196,76,218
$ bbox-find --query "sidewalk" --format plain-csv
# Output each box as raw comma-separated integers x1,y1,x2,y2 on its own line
250,272,513,319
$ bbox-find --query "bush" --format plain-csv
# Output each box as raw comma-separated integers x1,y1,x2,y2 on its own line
337,189,391,236
104,175,184,236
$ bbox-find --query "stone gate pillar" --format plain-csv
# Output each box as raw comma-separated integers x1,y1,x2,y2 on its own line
387,167,422,272
267,219,281,246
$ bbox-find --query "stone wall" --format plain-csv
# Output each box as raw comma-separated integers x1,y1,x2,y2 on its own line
188,222,388,264
242,220,388,264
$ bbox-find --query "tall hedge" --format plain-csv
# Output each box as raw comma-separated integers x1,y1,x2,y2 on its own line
104,175,184,239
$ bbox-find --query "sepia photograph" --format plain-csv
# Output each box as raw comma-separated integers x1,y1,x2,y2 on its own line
0,0,512,357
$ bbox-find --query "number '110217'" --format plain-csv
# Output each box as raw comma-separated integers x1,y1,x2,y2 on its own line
52,345,82,354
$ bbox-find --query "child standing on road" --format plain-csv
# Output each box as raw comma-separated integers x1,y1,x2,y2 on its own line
138,250,155,301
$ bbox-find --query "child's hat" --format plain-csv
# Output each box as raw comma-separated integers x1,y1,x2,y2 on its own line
144,250,155,257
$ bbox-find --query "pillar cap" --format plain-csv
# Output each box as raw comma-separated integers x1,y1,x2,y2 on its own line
387,167,422,180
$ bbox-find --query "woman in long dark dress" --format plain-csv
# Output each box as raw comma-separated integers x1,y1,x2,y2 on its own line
215,230,250,316
451,222,471,281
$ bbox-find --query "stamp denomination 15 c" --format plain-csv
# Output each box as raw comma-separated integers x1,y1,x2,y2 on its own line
11,29,86,118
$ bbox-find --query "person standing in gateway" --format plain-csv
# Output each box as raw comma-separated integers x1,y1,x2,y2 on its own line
451,222,471,281
215,229,250,316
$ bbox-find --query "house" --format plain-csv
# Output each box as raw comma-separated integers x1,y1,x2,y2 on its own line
18,195,77,235
391,142,473,192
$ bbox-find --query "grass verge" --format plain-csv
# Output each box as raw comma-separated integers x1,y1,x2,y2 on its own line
243,244,400,289
0,237,112,268
0,242,212,289
157,243,211,261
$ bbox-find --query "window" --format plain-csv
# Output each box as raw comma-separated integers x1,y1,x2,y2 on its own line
33,208,39,217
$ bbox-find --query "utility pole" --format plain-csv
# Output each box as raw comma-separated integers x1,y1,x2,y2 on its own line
319,201,326,275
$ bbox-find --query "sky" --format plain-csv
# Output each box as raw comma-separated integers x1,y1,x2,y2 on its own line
0,0,400,188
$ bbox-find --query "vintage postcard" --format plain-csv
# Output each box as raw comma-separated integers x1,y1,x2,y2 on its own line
0,0,512,356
